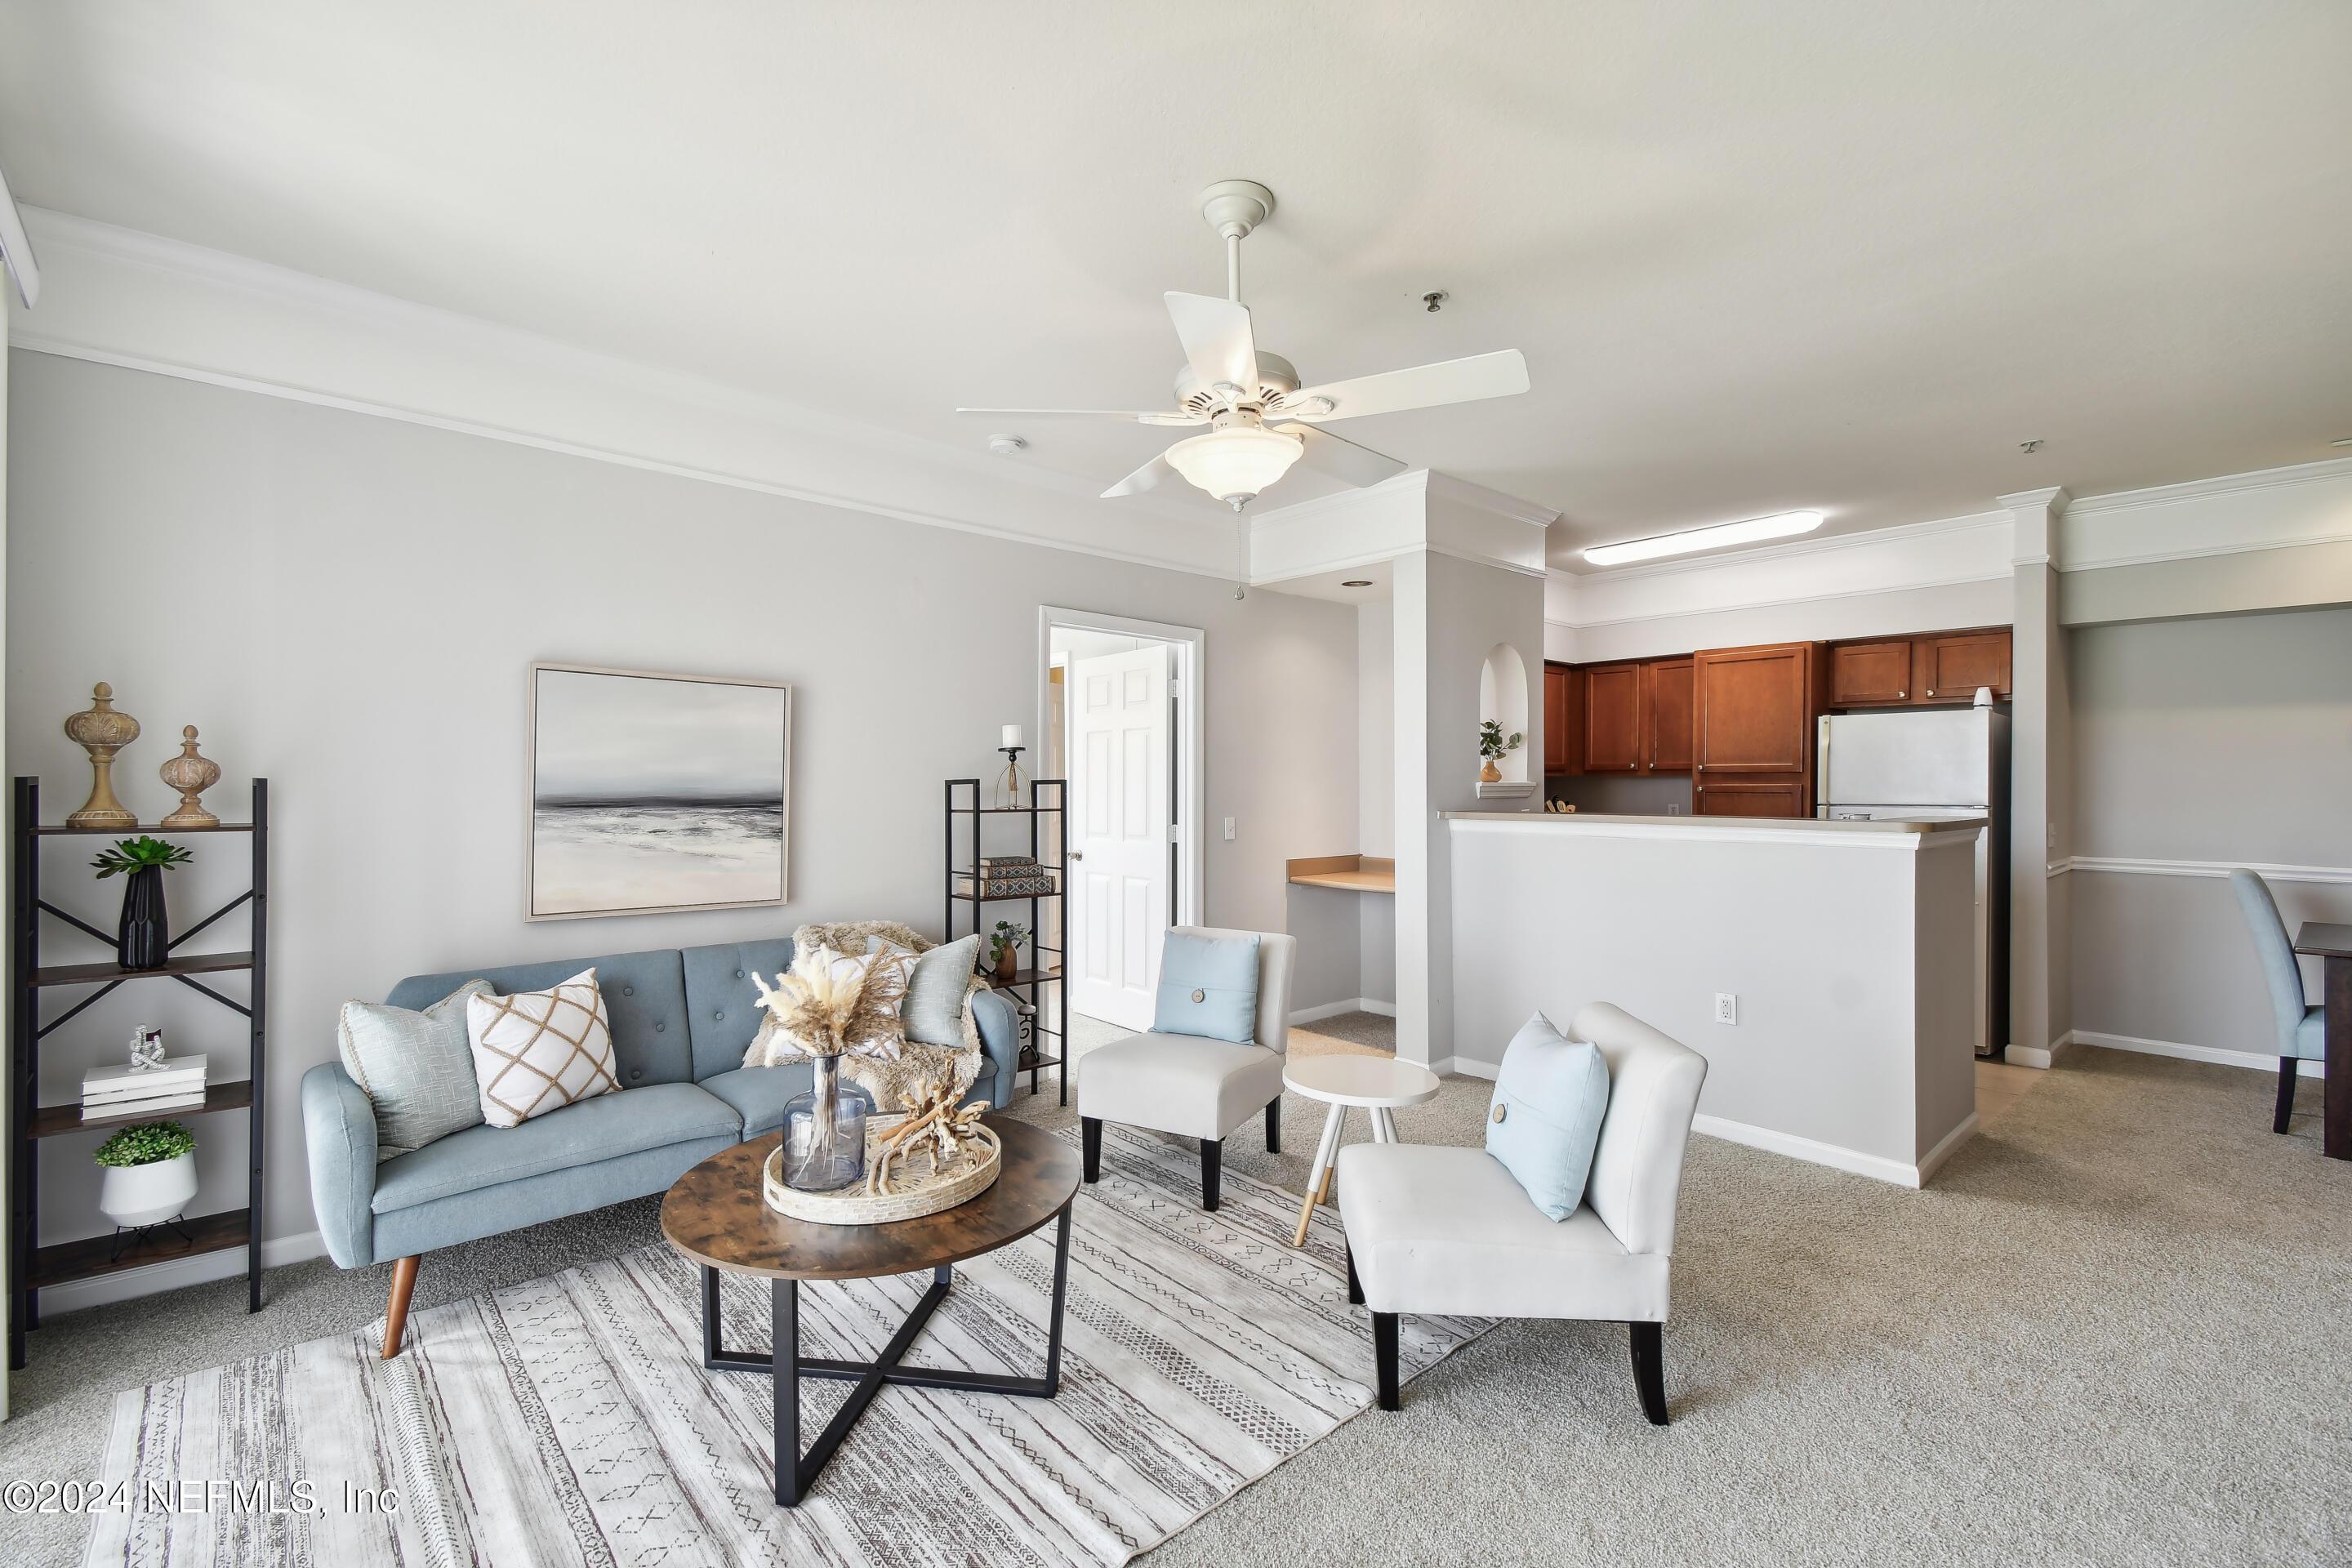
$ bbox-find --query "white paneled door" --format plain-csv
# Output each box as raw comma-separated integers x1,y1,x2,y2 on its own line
1068,643,1171,1031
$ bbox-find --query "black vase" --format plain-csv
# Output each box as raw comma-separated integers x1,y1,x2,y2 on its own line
118,864,168,970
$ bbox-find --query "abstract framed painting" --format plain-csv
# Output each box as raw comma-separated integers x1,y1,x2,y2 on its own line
526,663,791,920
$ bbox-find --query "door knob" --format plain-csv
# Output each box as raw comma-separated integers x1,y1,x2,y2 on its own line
1069,851,1085,861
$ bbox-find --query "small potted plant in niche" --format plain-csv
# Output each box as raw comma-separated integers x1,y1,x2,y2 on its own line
1477,719,1525,784
95,1120,198,1230
988,920,1031,983
91,836,193,970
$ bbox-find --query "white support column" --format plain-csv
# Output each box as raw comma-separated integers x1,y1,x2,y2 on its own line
2002,487,2072,1067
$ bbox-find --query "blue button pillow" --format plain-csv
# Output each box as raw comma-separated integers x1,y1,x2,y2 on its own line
1486,1012,1612,1221
1152,932,1262,1044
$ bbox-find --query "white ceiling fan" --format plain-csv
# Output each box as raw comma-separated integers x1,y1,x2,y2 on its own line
959,180,1530,512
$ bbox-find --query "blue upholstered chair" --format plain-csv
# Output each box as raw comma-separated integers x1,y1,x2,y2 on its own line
2228,869,2325,1134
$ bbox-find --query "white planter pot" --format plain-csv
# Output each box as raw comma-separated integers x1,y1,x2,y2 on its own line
98,1152,198,1228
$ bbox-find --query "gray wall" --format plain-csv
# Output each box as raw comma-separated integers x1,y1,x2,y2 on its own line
8,351,1360,1256
2070,605,2352,1059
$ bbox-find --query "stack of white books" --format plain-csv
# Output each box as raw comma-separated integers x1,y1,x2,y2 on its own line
82,1055,209,1120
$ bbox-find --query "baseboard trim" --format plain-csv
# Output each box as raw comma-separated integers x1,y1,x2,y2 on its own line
1691,1114,1943,1188
1914,1113,1982,1185
2071,1028,2323,1077
1288,997,1398,1025
1429,1056,1500,1080
35,1227,327,1316
2005,1031,2078,1069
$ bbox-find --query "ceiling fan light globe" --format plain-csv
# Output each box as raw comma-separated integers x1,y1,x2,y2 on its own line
1165,425,1303,505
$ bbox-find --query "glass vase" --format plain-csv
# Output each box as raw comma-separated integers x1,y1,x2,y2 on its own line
780,1054,869,1192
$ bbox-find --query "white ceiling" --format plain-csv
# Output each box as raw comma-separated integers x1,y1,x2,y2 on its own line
2,2,2347,572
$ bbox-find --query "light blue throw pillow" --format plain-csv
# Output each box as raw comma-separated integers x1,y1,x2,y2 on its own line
338,978,494,1161
898,933,980,1049
1152,932,1262,1044
1486,1012,1612,1221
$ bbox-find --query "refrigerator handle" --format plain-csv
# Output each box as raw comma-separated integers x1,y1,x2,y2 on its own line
1815,714,1832,818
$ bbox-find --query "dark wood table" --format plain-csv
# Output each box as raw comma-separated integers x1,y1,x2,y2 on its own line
2291,923,2352,1160
660,1116,1080,1507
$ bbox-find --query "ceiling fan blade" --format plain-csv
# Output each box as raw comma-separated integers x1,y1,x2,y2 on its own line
1280,349,1530,421
956,407,1205,426
1164,292,1259,400
1102,452,1181,499
1272,423,1411,488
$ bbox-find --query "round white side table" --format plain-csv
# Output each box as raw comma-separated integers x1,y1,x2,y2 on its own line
1281,1054,1441,1248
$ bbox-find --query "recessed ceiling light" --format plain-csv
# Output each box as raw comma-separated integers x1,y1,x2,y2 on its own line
1584,510,1825,567
1341,579,1374,588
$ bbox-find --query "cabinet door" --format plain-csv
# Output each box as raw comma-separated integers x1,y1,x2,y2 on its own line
1695,777,1808,817
1543,663,1574,774
1921,630,2011,702
1830,639,1913,705
1583,662,1645,773
1694,643,1816,773
1647,658,1694,772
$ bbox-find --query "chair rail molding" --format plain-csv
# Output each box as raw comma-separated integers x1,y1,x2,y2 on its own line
11,206,1251,580
2061,854,2352,887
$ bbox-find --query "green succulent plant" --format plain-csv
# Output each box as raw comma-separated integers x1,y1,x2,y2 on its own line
988,921,1032,966
93,1120,195,1168
91,836,194,879
1477,719,1525,761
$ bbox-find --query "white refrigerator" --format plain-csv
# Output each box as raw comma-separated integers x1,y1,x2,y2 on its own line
1815,703,2011,1056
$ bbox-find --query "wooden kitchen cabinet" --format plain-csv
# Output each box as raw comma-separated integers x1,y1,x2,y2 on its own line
1543,662,1578,775
1648,657,1694,772
1693,640,1828,817
1829,639,1913,705
1827,626,2011,706
1582,662,1646,773
1919,630,2011,702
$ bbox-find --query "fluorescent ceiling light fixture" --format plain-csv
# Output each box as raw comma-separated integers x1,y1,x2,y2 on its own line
1584,510,1824,566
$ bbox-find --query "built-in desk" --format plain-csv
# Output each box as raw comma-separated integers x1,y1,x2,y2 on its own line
1287,854,1396,893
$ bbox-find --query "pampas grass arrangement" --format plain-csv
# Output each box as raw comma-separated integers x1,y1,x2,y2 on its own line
751,946,913,1060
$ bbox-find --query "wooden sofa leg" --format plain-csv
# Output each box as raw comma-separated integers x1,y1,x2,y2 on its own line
1372,1311,1400,1410
382,1255,421,1359
1082,1117,1102,1183
2275,1057,2299,1134
1201,1138,1222,1210
1264,1097,1281,1153
1629,1321,1669,1426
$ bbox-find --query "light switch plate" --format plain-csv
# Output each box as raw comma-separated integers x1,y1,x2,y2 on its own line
1223,817,1236,841
1713,992,1738,1026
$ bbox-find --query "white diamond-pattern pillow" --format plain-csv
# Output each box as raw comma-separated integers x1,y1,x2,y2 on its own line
466,969,620,1128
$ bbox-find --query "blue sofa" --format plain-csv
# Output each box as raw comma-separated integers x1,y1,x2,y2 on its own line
301,937,1018,1355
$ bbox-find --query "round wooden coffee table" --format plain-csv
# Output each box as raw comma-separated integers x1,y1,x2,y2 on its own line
661,1114,1081,1508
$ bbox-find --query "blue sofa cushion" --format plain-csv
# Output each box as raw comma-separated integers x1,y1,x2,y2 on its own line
371,1134,738,1264
371,1081,739,1213
681,938,795,1079
700,1062,875,1139
389,948,693,1089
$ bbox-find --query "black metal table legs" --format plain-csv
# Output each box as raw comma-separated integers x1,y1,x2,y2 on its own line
702,1200,1075,1508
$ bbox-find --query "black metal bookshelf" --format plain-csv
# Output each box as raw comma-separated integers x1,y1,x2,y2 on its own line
945,777,1067,1106
8,777,270,1369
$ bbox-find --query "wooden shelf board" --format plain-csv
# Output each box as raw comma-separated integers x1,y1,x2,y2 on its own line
30,1080,252,1138
1285,854,1396,894
34,822,254,835
950,891,1062,903
32,950,255,988
987,969,1062,990
1289,871,1396,893
30,1208,251,1289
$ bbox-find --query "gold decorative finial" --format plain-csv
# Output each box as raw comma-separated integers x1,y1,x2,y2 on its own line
159,725,222,829
63,683,140,829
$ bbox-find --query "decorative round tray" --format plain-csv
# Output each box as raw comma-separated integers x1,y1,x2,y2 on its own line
762,1113,1001,1225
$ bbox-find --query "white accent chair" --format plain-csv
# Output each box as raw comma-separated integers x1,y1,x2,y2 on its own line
1079,926,1296,1209
1337,1002,1707,1421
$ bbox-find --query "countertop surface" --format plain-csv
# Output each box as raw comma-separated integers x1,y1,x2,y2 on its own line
1441,810,1987,834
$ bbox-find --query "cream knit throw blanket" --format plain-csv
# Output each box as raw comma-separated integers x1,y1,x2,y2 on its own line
741,920,992,1111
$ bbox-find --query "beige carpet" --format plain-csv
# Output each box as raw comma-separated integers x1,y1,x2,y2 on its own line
7,1043,2349,1566
1285,1009,1396,1060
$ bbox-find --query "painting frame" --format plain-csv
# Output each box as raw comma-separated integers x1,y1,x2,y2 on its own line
525,662,792,921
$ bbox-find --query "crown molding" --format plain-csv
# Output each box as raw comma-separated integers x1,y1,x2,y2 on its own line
1561,571,2013,630
2063,454,2352,517
14,206,1243,580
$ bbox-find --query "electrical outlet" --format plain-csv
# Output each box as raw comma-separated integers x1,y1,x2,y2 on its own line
1223,817,1236,841
1713,992,1738,1026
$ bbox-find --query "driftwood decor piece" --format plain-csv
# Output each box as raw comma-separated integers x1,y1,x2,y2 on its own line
762,1097,1002,1225
158,726,222,829
64,683,140,829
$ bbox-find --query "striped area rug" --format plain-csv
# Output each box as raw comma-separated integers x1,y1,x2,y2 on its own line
87,1125,1491,1567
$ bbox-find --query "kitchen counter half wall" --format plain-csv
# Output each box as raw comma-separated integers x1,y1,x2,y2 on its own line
1446,811,1982,1187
